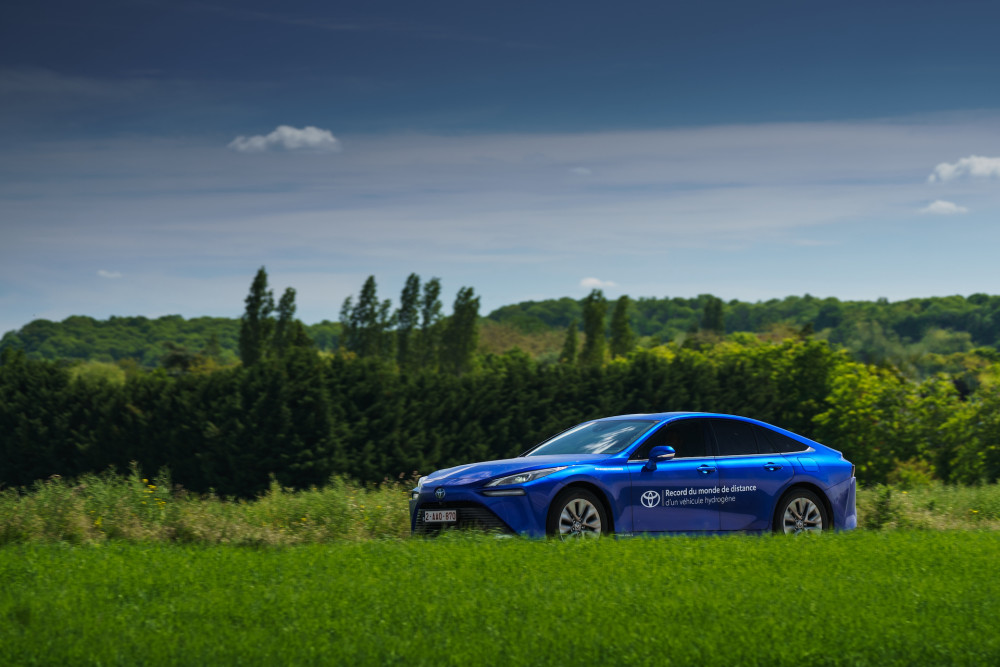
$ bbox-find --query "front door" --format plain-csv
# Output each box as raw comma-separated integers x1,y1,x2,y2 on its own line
627,418,720,533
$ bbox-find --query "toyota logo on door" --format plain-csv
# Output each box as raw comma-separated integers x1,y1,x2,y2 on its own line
641,490,661,508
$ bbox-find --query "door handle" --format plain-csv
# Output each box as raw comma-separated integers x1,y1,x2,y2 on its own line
697,465,717,475
764,462,782,471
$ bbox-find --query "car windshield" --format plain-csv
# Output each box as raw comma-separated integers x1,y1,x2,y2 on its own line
525,419,657,456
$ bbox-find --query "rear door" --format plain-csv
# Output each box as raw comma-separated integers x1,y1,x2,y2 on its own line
710,418,792,531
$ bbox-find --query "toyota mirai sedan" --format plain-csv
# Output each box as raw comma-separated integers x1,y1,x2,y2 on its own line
410,412,856,538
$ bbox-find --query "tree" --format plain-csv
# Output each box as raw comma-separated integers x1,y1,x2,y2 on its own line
353,276,381,357
161,342,199,373
580,289,607,366
201,333,223,362
341,276,394,359
338,296,355,351
396,273,421,370
609,295,635,359
441,286,480,375
376,297,396,361
701,295,725,335
238,266,275,366
559,319,579,364
273,287,297,355
418,277,443,369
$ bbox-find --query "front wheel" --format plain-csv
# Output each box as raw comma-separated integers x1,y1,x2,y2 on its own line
774,489,829,534
547,488,608,539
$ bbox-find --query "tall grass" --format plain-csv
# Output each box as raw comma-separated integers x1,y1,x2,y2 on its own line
856,483,1000,530
2,467,999,545
0,465,412,545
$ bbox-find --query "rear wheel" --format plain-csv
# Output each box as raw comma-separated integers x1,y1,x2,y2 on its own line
774,489,828,534
547,488,607,539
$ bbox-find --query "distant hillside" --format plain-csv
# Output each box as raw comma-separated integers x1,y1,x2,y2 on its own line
0,315,341,367
487,293,1000,352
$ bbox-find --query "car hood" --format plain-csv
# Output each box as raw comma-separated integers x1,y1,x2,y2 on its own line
423,454,609,486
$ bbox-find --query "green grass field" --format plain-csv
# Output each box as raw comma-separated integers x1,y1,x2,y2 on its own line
2,532,999,666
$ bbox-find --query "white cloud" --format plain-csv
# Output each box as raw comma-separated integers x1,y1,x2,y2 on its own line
580,277,616,289
927,155,1000,182
228,125,341,153
920,200,969,215
97,270,123,279
570,167,592,176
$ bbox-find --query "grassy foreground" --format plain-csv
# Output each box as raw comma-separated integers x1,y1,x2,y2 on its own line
2,531,999,666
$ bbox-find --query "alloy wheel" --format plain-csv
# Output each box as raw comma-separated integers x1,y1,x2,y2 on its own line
782,496,824,534
558,497,603,538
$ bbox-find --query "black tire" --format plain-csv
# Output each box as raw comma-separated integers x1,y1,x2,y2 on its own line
546,488,609,538
773,488,829,534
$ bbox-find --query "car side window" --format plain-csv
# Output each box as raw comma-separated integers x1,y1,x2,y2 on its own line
630,419,709,460
710,418,759,456
755,425,809,453
752,425,778,454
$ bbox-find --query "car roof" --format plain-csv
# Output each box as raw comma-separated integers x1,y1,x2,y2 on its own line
597,412,832,453
600,411,740,421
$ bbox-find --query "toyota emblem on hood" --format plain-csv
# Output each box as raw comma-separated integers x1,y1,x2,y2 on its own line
435,487,446,500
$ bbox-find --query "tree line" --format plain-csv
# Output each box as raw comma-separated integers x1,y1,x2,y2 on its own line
5,282,1000,376
2,268,1000,496
2,334,999,496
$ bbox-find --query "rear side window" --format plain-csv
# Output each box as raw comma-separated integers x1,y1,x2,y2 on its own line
755,425,810,453
753,425,778,454
710,419,759,456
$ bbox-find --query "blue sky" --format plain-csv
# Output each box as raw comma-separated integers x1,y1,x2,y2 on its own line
3,0,1000,334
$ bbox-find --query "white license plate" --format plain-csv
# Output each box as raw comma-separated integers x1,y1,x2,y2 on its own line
424,510,457,523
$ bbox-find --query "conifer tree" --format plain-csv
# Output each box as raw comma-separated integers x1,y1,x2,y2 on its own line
273,287,297,355
376,297,396,361
580,289,607,366
338,295,355,351
609,295,635,359
396,273,421,370
701,295,725,335
353,276,381,357
238,266,275,366
559,319,578,364
418,277,443,369
441,286,480,375
339,276,396,360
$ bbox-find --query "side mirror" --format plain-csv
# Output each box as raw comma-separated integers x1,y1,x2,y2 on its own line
642,446,676,471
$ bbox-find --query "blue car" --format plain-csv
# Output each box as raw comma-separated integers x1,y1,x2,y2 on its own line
410,412,856,537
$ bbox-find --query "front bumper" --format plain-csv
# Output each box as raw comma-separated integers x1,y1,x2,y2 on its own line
409,485,551,536
411,500,515,535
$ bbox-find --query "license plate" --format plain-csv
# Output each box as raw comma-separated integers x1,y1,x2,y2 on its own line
424,510,457,523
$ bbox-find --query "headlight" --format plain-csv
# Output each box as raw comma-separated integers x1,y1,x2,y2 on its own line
485,466,567,487
411,476,430,500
